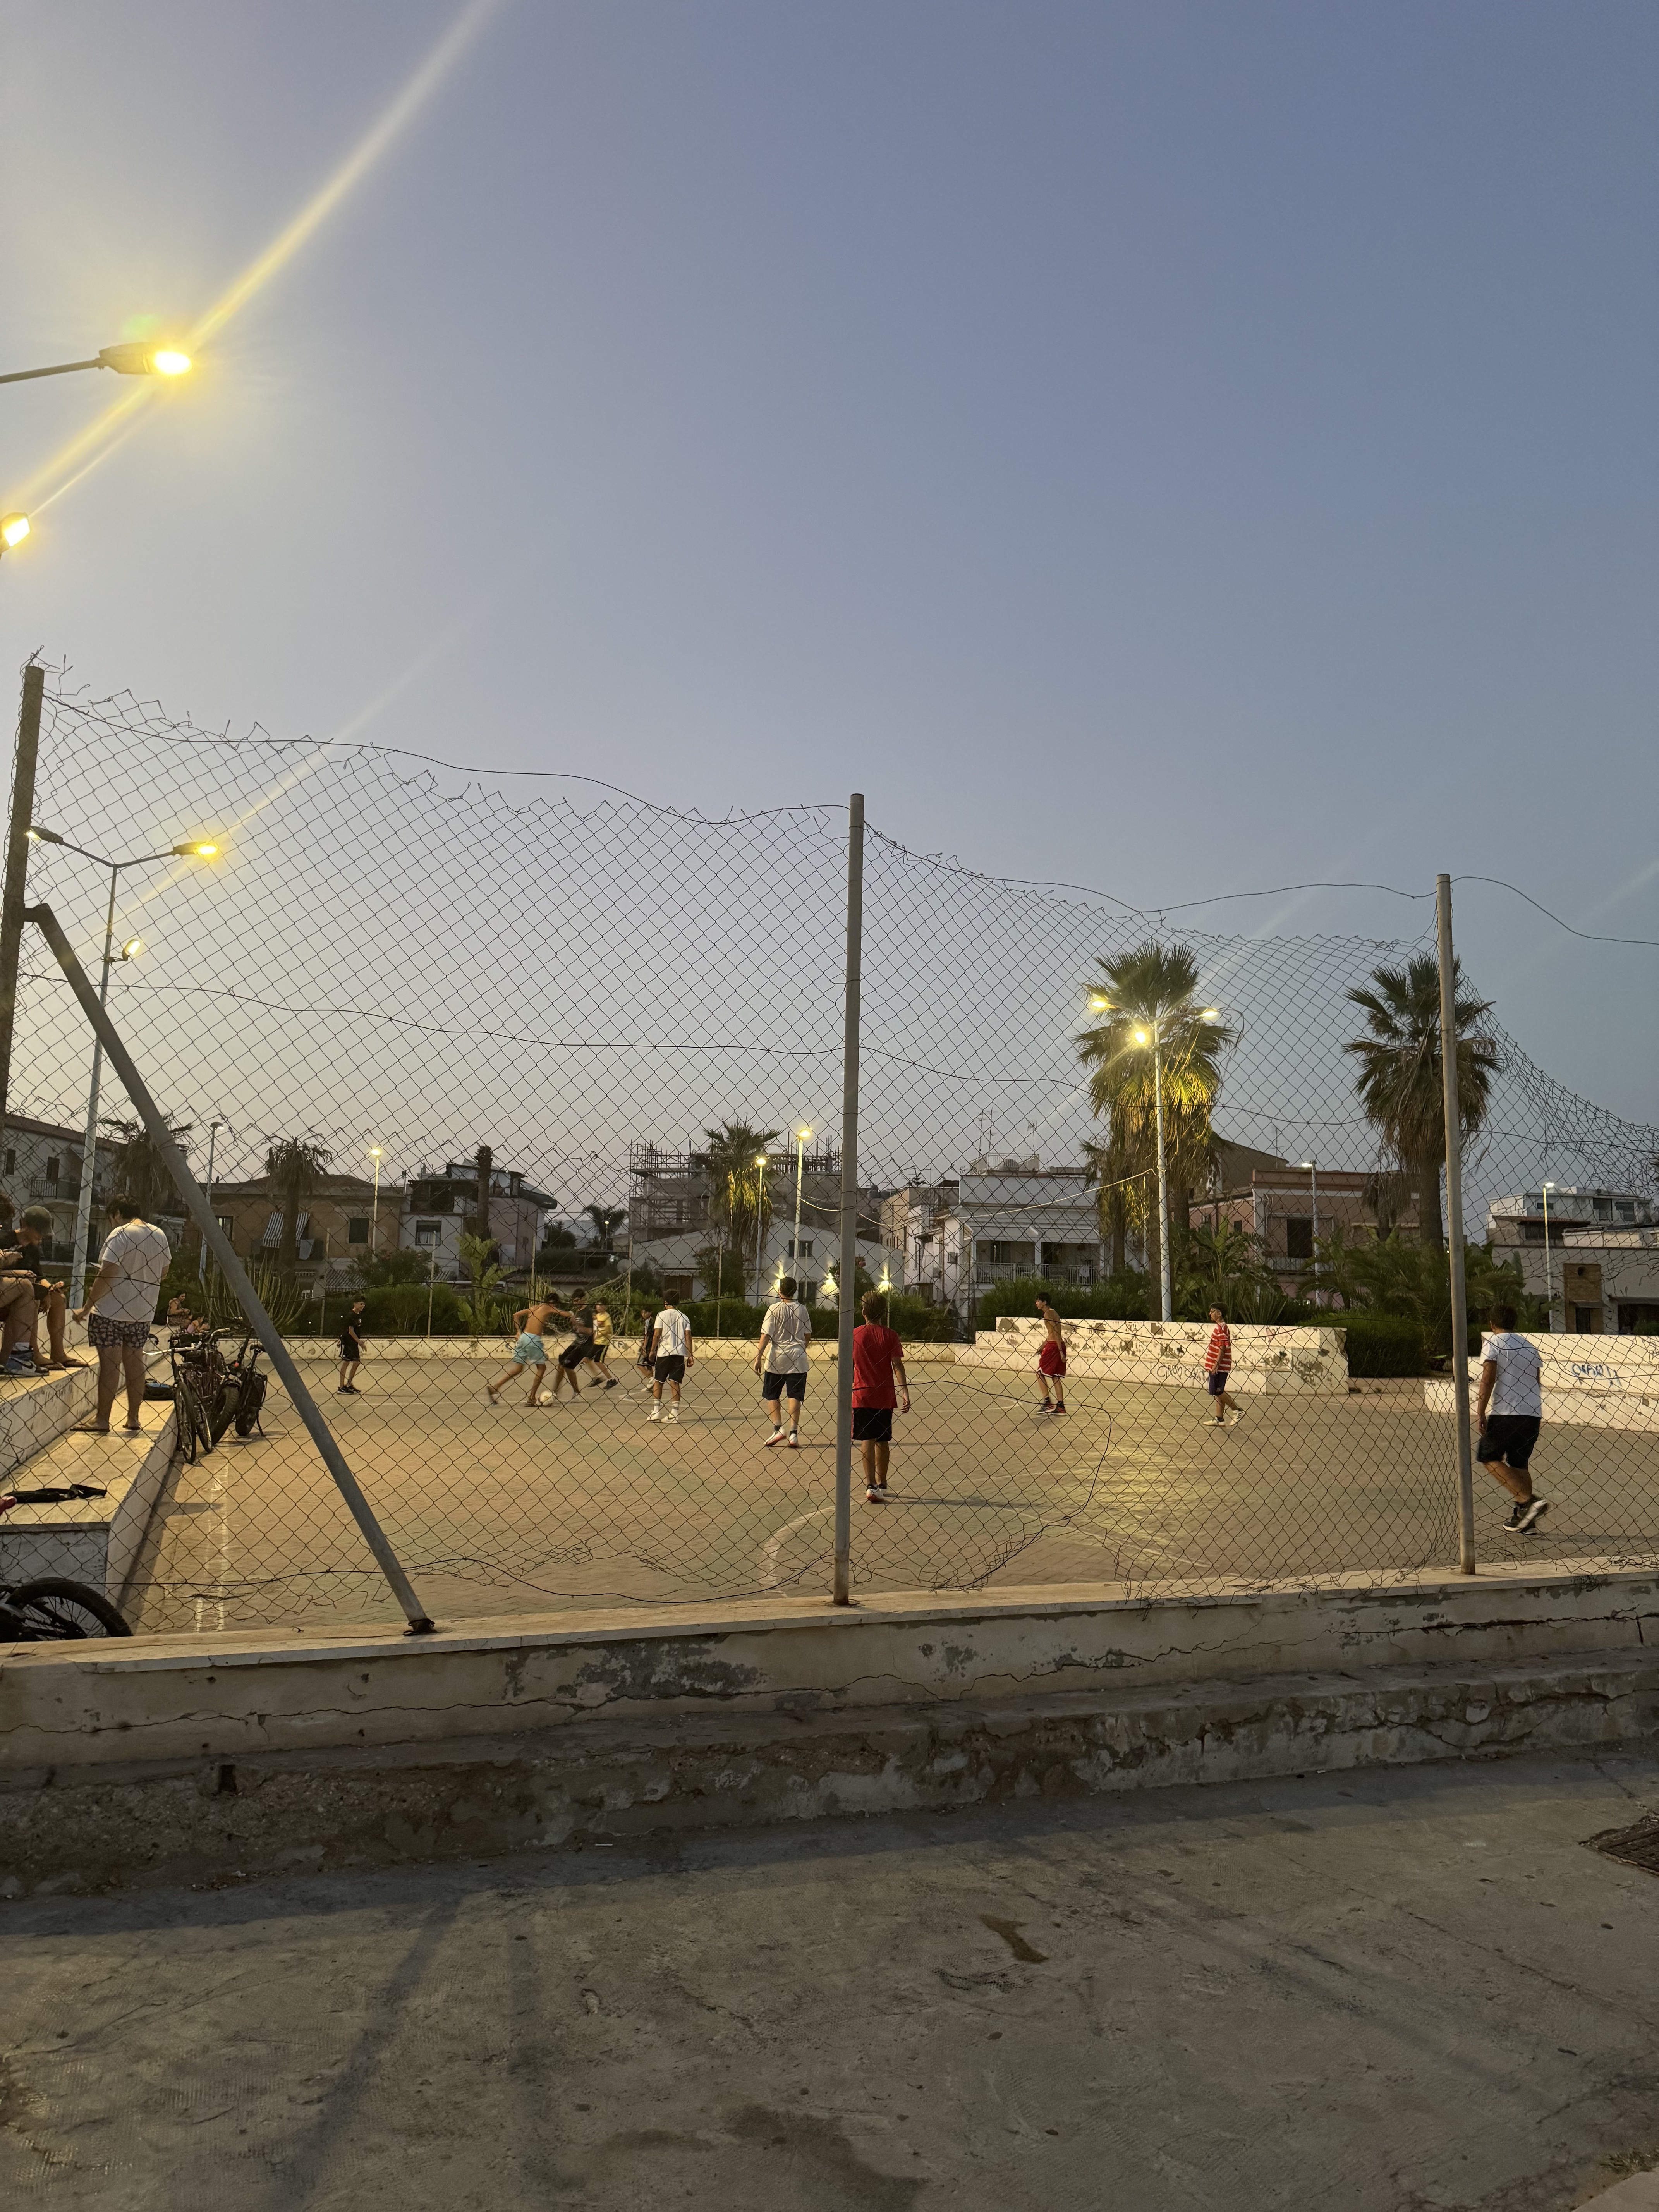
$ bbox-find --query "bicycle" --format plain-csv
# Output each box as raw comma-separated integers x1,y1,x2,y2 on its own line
166,1327,270,1463
0,1485,133,1638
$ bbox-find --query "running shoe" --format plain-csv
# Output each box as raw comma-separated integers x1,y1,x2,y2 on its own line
764,1428,785,1447
786,1433,799,1448
1224,1412,1242,1426
663,1408,678,1423
604,1379,619,1390
1502,1500,1528,1531
1516,1497,1549,1533
866,1486,886,1503
646,1406,660,1422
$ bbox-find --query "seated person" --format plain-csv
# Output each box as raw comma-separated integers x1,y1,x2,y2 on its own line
15,1206,85,1370
0,1189,41,1376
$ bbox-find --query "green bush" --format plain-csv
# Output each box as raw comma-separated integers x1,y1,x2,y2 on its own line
975,1274,1150,1330
356,1283,474,1336
1332,1310,1427,1376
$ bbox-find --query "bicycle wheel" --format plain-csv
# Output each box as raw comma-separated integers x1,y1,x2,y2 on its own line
232,1373,267,1437
173,1376,213,1462
6,1579,132,1638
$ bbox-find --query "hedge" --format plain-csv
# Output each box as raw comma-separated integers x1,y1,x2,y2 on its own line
1333,1311,1427,1377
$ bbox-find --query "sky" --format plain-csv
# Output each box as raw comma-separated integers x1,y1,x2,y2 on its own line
1,0,1653,1124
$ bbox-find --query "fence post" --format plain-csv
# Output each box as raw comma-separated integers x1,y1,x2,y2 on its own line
26,900,437,1634
833,793,865,1606
1437,872,1477,1575
0,662,45,1127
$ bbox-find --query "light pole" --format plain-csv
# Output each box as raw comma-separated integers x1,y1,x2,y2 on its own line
200,1115,229,1283
1095,994,1224,1324
0,341,193,388
792,1125,812,1288
1542,1181,1557,1333
1298,1160,1319,1305
754,1151,769,1303
369,1147,384,1256
31,826,220,1303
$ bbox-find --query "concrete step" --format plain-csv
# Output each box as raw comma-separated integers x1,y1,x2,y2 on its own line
0,1362,100,1481
2,1638,1653,1894
0,1398,177,1604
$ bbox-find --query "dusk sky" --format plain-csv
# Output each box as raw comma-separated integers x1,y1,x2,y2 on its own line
2,1,1652,1121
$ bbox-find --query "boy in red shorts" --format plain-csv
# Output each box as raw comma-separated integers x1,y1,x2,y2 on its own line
1036,1295,1067,1414
852,1290,910,1501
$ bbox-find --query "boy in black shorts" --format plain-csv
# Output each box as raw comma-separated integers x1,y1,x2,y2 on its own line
1475,1302,1548,1534
852,1290,909,1502
549,1293,594,1399
338,1298,368,1393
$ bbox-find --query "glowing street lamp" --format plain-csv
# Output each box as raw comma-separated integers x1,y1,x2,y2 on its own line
1541,1181,1558,1332
753,1151,769,1302
0,513,29,556
1124,1003,1225,1324
792,1125,812,1293
0,342,194,388
31,825,223,1303
200,1116,230,1283
369,1147,385,1255
1298,1161,1320,1304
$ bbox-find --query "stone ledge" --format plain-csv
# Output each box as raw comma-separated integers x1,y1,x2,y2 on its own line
3,1644,1653,1896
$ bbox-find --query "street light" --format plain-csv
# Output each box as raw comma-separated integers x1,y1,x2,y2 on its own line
0,514,29,555
792,1125,812,1293
1298,1161,1320,1305
369,1147,384,1256
0,342,193,388
1118,1001,1225,1323
1542,1182,1557,1333
754,1151,769,1303
200,1116,230,1283
31,824,222,1302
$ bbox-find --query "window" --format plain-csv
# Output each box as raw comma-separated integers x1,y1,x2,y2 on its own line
45,1156,60,1185
986,1241,1012,1264
2,1150,12,1175
788,1238,813,1258
1521,1222,1546,1243
414,1221,441,1249
1573,1304,1599,1332
215,1215,233,1242
1285,1218,1315,1259
347,1218,370,1245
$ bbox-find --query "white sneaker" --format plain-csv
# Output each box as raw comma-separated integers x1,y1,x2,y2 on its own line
647,1406,660,1421
786,1432,799,1448
664,1407,678,1423
866,1487,886,1503
764,1428,785,1447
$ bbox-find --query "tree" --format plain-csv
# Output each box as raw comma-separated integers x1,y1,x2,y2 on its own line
1343,954,1496,1250
457,1231,507,1334
264,1135,333,1279
99,1115,193,1214
1075,940,1234,1317
471,1144,494,1246
584,1204,626,1253
703,1121,781,1287
353,1247,429,1289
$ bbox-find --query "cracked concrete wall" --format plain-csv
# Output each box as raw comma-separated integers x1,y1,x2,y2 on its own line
3,1570,1656,1779
3,1644,1656,1896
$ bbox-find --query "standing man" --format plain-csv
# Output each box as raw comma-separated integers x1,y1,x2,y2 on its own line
70,1194,169,1435
756,1274,811,1448
647,1295,692,1422
14,1205,84,1370
853,1289,909,1503
1035,1295,1068,1415
634,1305,657,1388
338,1297,368,1394
1476,1302,1549,1533
1204,1303,1241,1426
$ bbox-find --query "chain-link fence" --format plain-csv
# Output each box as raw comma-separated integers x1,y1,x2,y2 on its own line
3,665,1655,1635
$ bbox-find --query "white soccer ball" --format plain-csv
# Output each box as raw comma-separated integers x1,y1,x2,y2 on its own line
537,1389,555,1405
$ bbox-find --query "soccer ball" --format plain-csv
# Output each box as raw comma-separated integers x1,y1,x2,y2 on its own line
537,1389,555,1405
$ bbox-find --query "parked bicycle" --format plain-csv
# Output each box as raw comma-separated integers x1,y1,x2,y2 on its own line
0,1485,133,1638
166,1327,270,1464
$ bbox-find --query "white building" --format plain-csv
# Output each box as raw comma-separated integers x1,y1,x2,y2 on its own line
889,1158,1105,1320
1488,1188,1659,1334
629,1216,902,1308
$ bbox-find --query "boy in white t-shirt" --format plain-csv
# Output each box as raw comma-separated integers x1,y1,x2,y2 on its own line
646,1300,693,1424
1474,1302,1548,1534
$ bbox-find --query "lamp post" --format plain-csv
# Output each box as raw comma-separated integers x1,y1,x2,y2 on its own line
1298,1159,1319,1305
199,1115,229,1283
1542,1181,1557,1333
0,342,193,387
1094,994,1224,1324
754,1151,769,1304
369,1147,384,1255
31,827,220,1303
792,1125,812,1288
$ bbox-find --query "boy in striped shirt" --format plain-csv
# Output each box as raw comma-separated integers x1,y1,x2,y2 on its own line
1205,1304,1241,1426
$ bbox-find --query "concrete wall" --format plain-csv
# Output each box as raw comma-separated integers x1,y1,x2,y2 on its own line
960,1316,1350,1392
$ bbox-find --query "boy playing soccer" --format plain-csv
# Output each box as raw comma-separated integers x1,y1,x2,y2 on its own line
1035,1296,1067,1414
852,1290,910,1502
1204,1304,1241,1425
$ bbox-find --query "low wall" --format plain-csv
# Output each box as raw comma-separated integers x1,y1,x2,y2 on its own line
276,1335,961,1364
1424,1334,1659,1428
3,1567,1656,1892
961,1316,1350,1392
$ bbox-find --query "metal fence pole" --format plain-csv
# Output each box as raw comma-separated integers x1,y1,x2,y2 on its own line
0,663,45,1127
26,900,437,1633
833,793,865,1606
1437,872,1477,1575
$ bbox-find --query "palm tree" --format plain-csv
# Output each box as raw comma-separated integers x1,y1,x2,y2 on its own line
584,1204,627,1254
99,1115,193,1214
1343,954,1496,1250
703,1121,781,1288
264,1135,334,1278
1076,940,1233,1317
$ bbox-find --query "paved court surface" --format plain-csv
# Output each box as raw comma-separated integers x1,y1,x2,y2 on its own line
124,1354,1659,1634
4,1748,1658,2209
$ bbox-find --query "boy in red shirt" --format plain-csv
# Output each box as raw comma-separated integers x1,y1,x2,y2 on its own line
1204,1304,1241,1426
852,1290,910,1503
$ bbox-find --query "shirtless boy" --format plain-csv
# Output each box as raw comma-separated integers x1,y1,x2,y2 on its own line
488,1296,562,1406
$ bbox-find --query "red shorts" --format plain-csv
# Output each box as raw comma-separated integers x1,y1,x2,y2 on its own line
1038,1340,1067,1377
